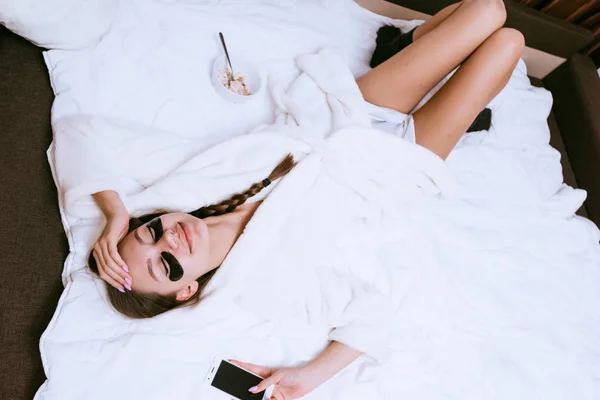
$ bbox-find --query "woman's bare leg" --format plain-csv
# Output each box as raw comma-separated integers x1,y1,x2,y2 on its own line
358,0,507,114
413,28,525,160
412,2,462,41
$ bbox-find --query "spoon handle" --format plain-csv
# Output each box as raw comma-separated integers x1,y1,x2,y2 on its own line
218,32,234,73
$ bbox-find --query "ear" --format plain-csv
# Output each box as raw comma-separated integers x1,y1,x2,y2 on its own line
175,280,199,302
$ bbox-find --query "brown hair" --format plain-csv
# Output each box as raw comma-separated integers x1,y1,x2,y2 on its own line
89,154,297,319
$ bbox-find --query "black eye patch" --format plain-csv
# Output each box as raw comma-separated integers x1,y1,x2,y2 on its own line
147,218,163,243
162,251,184,282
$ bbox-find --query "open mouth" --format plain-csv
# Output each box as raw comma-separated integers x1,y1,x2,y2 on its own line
180,222,193,253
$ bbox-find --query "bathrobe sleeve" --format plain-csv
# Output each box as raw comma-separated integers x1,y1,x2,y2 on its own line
51,116,302,220
51,117,141,220
316,267,393,363
51,115,200,219
51,115,211,219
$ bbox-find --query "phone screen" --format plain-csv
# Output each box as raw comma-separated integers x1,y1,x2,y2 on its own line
211,360,266,400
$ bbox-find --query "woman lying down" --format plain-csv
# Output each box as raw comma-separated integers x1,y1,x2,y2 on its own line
87,1,523,399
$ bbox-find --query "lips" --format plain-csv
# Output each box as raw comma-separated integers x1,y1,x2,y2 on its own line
180,222,193,253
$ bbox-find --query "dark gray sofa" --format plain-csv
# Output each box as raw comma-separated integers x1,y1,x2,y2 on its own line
0,27,67,399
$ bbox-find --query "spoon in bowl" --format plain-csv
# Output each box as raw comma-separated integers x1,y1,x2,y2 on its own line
218,32,235,86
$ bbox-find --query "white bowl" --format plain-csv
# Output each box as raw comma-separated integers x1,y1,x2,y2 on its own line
211,54,261,103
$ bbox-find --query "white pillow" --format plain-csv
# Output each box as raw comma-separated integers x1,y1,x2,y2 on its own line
0,0,117,49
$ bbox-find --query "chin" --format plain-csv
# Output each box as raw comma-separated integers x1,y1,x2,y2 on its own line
192,216,208,241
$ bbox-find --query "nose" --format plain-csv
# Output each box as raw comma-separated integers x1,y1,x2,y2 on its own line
163,229,181,250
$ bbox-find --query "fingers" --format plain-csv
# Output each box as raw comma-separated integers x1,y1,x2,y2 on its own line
229,360,279,395
229,360,272,378
94,248,126,292
99,246,128,285
101,242,132,288
252,373,281,394
93,239,131,292
109,242,128,271
271,386,294,400
104,261,129,288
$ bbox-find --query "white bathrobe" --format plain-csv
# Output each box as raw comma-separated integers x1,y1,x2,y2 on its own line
51,49,457,361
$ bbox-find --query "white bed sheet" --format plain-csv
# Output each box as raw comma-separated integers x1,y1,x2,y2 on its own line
34,0,600,399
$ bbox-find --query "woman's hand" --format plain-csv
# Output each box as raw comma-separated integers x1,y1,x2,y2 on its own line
92,191,132,292
230,360,322,400
231,342,361,399
93,208,131,292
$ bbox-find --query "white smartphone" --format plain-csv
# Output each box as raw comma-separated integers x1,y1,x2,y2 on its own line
205,358,274,400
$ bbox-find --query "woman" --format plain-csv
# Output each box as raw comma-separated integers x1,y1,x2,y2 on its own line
90,1,524,399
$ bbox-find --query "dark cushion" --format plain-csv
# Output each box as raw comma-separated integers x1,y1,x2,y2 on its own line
0,27,67,399
544,54,600,226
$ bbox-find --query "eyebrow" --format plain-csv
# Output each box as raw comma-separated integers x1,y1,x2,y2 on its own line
134,230,144,244
147,259,157,281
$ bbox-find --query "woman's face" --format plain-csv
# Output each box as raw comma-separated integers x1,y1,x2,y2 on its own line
117,213,211,299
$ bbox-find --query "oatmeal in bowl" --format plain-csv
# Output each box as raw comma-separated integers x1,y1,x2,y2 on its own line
211,55,261,103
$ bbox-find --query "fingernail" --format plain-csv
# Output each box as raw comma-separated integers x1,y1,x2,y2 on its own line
125,278,132,285
248,387,258,393
125,284,132,291
118,287,125,293
122,266,129,273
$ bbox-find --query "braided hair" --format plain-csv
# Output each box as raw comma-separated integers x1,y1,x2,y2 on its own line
89,154,297,319
190,153,296,218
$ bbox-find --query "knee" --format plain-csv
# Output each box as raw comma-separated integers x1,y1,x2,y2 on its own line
466,0,507,29
492,27,526,58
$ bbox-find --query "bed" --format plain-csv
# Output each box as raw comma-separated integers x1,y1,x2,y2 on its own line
0,0,599,399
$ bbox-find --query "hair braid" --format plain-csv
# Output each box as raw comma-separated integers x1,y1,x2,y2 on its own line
190,153,296,219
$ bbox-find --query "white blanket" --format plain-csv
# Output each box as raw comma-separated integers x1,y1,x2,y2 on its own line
5,0,595,399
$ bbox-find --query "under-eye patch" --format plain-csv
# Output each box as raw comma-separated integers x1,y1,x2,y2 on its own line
162,251,184,282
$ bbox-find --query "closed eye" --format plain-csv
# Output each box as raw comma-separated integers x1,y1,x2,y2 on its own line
147,218,164,243
162,252,184,281
160,257,169,276
144,217,183,282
